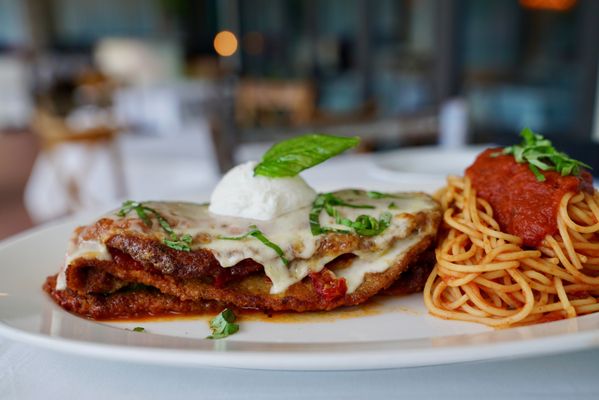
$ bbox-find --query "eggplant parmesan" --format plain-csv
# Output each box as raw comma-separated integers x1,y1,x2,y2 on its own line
44,189,440,319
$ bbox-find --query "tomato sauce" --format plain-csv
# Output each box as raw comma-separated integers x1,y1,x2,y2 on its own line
465,148,594,247
309,270,348,303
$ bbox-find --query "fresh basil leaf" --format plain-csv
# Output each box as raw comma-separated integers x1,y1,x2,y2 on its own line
132,326,145,332
309,194,327,235
320,226,351,234
248,228,290,266
163,234,193,251
528,164,546,182
219,226,289,265
254,134,360,178
500,128,591,182
513,145,524,163
560,163,574,176
366,191,406,200
366,191,386,199
218,230,255,241
207,309,239,339
117,200,137,217
134,205,152,227
158,217,175,235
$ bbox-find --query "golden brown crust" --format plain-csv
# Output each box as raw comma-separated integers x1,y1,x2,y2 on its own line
43,246,435,319
77,231,434,312
382,244,436,296
49,202,440,317
43,275,223,319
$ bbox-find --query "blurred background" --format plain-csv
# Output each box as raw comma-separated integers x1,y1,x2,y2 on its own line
0,0,598,239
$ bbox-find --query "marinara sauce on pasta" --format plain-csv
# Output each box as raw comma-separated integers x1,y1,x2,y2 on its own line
466,149,594,247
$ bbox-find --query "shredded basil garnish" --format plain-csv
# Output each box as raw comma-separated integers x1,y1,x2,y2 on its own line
117,200,193,251
164,234,193,251
207,309,239,339
339,212,392,236
310,193,393,237
493,128,591,182
366,191,405,200
219,225,289,266
132,327,145,332
366,191,388,199
254,134,360,178
388,202,398,209
309,193,374,235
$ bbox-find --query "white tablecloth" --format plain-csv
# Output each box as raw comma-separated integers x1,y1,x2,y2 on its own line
1,338,598,399
3,154,599,399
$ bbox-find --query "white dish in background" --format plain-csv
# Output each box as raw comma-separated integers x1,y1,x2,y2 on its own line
371,145,490,182
1,176,599,371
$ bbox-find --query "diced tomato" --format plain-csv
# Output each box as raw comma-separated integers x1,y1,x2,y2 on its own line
310,270,347,303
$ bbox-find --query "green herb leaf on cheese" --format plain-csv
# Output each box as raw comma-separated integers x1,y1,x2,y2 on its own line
254,134,360,178
219,226,289,266
366,191,388,199
117,201,193,252
309,193,374,235
339,212,393,236
310,193,393,237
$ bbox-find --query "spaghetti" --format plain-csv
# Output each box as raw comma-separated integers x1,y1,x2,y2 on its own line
424,175,599,328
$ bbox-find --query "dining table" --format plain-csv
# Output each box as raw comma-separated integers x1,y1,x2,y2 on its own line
2,146,599,400
1,339,598,399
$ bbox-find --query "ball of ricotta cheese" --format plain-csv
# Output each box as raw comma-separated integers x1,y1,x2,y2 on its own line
209,161,317,220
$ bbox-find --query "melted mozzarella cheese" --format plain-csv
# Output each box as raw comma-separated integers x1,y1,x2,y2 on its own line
56,239,113,290
336,234,421,293
59,190,436,294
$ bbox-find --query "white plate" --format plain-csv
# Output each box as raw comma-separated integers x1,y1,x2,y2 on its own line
2,176,599,371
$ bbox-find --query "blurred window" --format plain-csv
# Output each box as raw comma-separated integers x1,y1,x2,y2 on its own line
462,0,582,138
52,0,162,47
0,0,27,48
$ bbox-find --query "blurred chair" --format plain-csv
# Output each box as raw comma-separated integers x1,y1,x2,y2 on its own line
25,109,125,222
235,79,315,128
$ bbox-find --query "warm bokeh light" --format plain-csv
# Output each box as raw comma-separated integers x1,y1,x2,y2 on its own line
519,0,577,11
213,31,238,57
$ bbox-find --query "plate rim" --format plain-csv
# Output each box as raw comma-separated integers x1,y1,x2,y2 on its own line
1,313,598,370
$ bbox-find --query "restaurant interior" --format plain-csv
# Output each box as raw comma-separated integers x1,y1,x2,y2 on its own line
0,0,598,240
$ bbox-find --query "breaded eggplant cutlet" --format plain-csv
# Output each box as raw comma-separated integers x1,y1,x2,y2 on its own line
44,190,440,319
